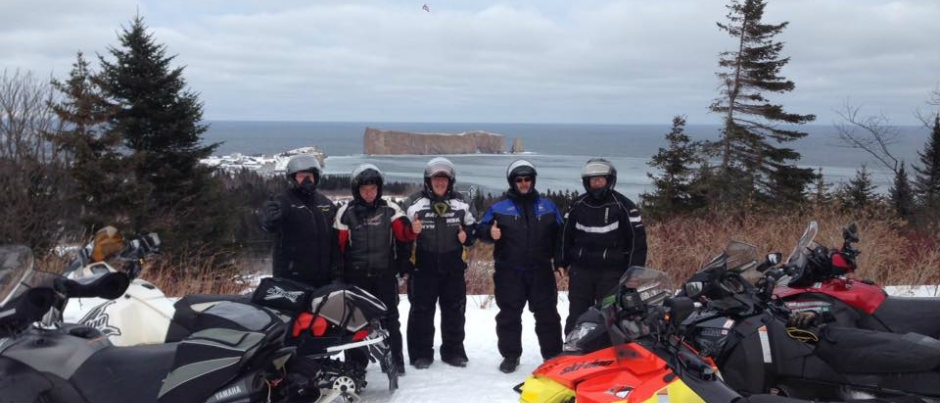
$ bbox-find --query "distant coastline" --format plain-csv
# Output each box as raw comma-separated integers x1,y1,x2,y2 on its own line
200,121,923,197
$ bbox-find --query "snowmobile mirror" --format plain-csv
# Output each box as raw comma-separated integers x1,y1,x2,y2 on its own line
665,297,695,328
843,222,859,243
767,253,781,266
143,232,160,252
757,253,783,272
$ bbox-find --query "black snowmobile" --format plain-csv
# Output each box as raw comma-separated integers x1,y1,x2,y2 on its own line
679,240,940,401
0,244,302,403
59,229,399,402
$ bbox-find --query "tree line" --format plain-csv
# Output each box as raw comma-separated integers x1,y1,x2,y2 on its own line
2,1,939,267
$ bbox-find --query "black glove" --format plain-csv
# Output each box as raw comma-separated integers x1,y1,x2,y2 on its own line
262,201,282,227
788,311,819,329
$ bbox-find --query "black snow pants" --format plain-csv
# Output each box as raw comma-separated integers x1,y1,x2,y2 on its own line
407,265,467,363
345,273,403,368
564,265,625,335
494,265,563,360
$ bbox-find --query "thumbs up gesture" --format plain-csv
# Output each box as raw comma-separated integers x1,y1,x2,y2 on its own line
490,220,501,241
411,214,423,234
457,225,467,244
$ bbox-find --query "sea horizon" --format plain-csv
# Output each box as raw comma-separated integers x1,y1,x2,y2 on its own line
201,120,928,198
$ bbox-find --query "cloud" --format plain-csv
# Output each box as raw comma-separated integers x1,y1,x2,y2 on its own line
2,0,937,124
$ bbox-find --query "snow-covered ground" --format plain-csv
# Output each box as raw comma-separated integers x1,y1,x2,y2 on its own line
359,294,568,403
358,285,940,403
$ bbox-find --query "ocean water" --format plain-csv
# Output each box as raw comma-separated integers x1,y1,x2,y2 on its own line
203,121,926,199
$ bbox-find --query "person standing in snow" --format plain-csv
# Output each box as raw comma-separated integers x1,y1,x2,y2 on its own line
260,154,338,288
334,163,416,375
477,160,564,373
403,157,476,369
557,158,647,335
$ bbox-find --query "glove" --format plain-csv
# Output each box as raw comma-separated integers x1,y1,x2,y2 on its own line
788,311,819,329
262,201,282,225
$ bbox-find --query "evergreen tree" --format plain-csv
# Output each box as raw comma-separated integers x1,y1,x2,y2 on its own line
809,167,832,206
914,115,940,210
641,115,704,217
889,162,914,218
709,0,816,207
96,17,228,251
838,165,876,210
50,52,130,230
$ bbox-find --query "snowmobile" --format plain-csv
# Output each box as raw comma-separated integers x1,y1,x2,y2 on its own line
0,244,301,403
516,266,926,403
680,239,940,401
58,228,398,402
773,221,940,339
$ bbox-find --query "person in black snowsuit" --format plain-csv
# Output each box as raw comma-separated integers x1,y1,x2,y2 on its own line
404,157,477,369
261,154,339,288
478,160,564,373
557,158,648,335
334,163,416,375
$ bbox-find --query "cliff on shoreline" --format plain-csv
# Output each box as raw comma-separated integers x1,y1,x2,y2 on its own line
363,127,506,155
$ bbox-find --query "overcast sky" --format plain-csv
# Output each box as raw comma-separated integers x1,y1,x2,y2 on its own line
2,0,938,125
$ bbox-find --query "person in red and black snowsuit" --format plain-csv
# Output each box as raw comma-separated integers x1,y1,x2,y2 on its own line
334,163,416,375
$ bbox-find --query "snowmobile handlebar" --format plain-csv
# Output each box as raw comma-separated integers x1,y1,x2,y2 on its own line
54,271,130,300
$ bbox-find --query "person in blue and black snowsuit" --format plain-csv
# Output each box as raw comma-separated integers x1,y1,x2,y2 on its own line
478,160,564,373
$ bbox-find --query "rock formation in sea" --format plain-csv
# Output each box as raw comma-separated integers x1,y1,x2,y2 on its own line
510,137,524,153
363,127,505,155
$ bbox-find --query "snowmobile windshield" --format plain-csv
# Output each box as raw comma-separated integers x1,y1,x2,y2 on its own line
615,267,673,308
685,241,760,298
786,221,819,270
0,245,37,308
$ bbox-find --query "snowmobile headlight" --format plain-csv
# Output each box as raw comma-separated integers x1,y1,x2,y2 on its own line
563,321,598,352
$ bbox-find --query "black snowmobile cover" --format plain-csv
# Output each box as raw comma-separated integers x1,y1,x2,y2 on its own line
252,277,386,332
308,283,387,332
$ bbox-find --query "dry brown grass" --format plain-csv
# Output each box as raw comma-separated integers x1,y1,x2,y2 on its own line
142,251,260,297
647,206,940,287
84,205,936,299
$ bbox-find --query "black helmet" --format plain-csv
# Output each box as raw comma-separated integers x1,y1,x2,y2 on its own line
506,159,537,191
424,157,456,194
351,163,385,203
581,158,616,200
285,154,322,186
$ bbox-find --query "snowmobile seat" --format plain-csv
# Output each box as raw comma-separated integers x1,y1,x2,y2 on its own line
872,296,940,340
815,326,940,374
71,342,178,402
158,328,267,403
168,295,286,343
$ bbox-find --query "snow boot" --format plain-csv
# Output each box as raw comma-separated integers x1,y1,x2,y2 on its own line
442,356,468,368
499,356,519,373
413,358,432,369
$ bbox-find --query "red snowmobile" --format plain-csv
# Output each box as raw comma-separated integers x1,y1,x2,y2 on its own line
774,221,940,339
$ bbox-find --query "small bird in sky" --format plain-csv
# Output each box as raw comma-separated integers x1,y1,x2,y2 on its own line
422,3,431,13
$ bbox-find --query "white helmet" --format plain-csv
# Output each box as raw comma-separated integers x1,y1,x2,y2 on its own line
581,158,616,199
424,157,456,193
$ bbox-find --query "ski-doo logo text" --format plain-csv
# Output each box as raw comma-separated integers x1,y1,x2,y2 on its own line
79,300,121,337
560,359,614,375
264,286,304,303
